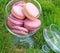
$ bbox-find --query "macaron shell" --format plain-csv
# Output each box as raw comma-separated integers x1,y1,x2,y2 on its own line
24,19,41,30
26,3,39,17
11,5,25,19
13,1,26,7
7,19,15,28
12,29,28,35
8,17,23,26
23,3,39,20
12,26,28,33
9,14,24,22
24,24,39,31
23,8,36,20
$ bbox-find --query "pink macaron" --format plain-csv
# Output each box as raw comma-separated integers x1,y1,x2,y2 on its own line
24,18,41,31
12,29,28,35
11,5,25,19
7,19,15,28
23,3,39,20
13,1,26,7
12,26,28,35
8,14,24,26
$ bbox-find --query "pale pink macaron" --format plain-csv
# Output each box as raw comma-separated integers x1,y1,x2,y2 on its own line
11,5,25,19
8,14,24,26
24,18,41,31
12,26,28,35
13,1,26,7
23,3,39,20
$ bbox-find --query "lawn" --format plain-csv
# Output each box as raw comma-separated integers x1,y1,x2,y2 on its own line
0,0,60,53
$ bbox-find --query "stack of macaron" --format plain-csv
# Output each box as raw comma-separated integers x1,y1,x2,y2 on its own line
7,1,41,35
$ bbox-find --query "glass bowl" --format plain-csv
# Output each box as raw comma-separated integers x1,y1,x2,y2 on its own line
5,0,42,38
43,24,60,53
5,0,42,48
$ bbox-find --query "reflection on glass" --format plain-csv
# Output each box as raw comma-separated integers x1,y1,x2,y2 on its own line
43,24,60,53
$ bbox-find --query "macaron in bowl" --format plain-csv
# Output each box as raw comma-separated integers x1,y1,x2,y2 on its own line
8,14,24,27
24,18,41,31
23,2,39,20
11,5,25,19
12,26,28,35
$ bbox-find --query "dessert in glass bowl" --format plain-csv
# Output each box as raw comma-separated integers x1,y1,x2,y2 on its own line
5,0,42,48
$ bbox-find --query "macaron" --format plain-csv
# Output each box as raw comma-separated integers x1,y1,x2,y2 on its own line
12,26,28,35
7,19,15,28
12,29,28,35
23,3,39,20
13,1,26,7
8,14,24,26
11,5,25,19
24,18,41,31
12,26,28,32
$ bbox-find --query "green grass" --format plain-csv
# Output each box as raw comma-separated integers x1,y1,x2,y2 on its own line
0,0,60,53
